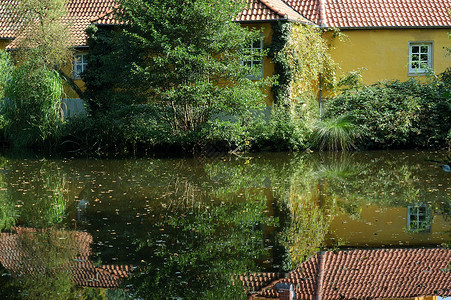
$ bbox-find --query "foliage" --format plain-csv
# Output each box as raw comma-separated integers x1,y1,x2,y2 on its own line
127,190,276,299
4,62,64,148
0,51,14,134
251,106,309,151
0,160,69,228
272,23,337,108
0,50,14,99
84,0,270,133
11,0,72,68
269,22,292,104
82,25,138,113
325,77,451,149
61,104,310,155
311,115,365,151
2,0,70,149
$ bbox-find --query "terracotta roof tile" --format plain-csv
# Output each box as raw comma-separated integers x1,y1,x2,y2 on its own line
3,0,451,45
282,0,321,24
0,0,116,44
286,0,451,28
2,0,311,43
0,1,21,39
254,248,451,299
236,0,311,23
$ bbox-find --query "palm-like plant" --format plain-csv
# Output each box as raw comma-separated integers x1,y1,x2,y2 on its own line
311,115,366,151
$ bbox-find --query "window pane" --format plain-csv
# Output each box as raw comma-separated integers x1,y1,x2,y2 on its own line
420,54,428,61
411,46,420,53
411,54,419,61
420,45,428,53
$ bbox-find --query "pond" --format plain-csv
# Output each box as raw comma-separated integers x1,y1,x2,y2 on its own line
0,150,449,299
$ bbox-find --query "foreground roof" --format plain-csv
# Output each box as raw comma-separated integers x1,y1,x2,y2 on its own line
248,248,451,299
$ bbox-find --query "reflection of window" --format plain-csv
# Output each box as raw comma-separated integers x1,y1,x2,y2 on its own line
407,204,431,232
73,54,87,79
408,42,432,74
241,37,264,79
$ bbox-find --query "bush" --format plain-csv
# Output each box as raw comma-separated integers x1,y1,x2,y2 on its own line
4,62,64,149
61,104,312,155
325,77,451,149
311,115,365,151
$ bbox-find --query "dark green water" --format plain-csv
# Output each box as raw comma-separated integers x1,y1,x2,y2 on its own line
0,150,449,299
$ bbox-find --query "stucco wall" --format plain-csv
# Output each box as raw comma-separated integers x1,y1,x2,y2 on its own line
324,28,451,85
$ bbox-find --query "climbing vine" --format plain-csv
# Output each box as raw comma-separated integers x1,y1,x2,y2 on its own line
270,22,338,115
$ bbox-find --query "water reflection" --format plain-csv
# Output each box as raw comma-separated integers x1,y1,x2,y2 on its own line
0,150,448,299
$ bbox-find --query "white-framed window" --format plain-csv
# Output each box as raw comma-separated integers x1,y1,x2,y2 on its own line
73,54,87,79
241,37,264,79
407,204,431,233
408,42,432,75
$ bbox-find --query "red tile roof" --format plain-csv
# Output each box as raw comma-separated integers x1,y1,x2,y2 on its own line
238,0,312,23
281,0,322,25
283,0,451,28
2,0,451,46
250,248,451,299
319,0,451,28
0,227,131,289
0,0,116,45
1,0,310,44
0,1,21,39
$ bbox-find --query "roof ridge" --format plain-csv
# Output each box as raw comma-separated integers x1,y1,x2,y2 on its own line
259,0,312,23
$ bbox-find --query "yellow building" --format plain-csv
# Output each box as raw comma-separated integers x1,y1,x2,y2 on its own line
1,0,451,106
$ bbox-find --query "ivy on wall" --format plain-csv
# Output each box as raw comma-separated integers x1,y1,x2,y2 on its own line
270,22,337,118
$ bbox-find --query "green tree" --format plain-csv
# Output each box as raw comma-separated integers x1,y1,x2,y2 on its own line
3,0,70,149
0,50,14,99
12,0,72,68
84,0,270,131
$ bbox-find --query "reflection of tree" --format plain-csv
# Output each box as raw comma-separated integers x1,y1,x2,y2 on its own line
281,170,338,269
127,189,277,299
0,228,79,299
0,160,70,228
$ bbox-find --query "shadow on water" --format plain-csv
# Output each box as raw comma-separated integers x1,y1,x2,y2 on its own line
0,150,449,299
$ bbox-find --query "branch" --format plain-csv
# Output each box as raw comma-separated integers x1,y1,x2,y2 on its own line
58,69,84,99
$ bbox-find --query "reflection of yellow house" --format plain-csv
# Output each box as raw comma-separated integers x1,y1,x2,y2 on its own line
1,0,451,106
326,204,451,247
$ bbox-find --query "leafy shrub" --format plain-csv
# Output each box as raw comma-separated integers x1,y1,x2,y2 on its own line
62,103,312,155
325,77,451,149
